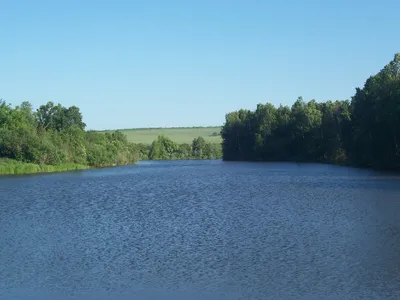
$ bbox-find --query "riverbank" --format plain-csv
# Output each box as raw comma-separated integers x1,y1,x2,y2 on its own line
0,158,89,176
0,158,141,176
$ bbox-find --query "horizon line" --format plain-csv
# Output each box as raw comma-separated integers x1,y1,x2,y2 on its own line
94,125,223,131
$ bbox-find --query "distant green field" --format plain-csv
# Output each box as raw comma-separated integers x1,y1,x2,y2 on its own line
103,126,223,145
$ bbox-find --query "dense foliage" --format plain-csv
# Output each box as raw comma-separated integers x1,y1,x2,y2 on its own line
147,135,221,160
0,101,138,169
221,53,400,170
0,100,222,174
120,136,221,161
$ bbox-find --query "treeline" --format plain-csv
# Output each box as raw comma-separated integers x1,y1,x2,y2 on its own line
0,100,222,174
0,101,137,171
133,135,222,160
221,53,400,170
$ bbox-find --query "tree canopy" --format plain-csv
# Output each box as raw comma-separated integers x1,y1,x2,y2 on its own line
0,100,222,174
221,53,400,170
0,101,137,168
147,135,221,160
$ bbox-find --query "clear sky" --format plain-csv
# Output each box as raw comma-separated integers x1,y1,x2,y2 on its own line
1,0,399,130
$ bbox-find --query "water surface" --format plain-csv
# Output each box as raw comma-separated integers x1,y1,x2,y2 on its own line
1,160,400,299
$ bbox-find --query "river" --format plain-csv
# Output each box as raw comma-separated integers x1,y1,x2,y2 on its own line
1,160,400,299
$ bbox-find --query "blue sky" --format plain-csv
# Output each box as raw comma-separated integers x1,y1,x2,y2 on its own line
1,0,399,130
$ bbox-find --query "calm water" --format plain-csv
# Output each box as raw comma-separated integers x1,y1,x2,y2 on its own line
1,160,400,300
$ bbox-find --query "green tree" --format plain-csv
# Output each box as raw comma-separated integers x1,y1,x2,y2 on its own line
36,102,86,132
148,135,179,160
220,52,400,170
351,53,400,169
177,143,192,159
0,100,137,171
192,136,207,158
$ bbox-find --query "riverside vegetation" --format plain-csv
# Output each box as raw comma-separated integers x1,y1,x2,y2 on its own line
0,101,138,175
2,53,399,174
0,101,222,175
221,53,400,171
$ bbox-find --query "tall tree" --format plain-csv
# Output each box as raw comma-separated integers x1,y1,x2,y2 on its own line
36,102,86,132
221,53,400,170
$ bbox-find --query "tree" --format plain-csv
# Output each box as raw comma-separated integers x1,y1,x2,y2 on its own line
36,102,86,132
0,100,136,168
220,52,400,170
351,53,400,169
148,135,179,160
192,136,208,158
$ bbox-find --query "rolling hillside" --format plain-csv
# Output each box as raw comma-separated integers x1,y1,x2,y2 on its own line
102,126,222,144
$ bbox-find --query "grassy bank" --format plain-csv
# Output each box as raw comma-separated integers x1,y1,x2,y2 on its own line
101,126,222,144
0,158,89,176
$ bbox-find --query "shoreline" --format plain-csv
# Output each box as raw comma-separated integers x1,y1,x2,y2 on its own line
0,159,135,176
221,158,400,173
3,157,399,176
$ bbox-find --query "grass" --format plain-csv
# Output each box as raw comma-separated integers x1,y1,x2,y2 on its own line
102,126,223,145
0,158,89,176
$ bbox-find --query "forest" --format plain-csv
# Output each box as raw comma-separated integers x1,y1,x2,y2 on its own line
0,101,222,175
221,53,400,170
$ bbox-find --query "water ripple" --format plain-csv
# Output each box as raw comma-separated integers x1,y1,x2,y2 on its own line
1,160,400,299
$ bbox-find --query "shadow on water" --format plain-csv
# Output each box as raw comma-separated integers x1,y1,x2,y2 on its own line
220,161,400,192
